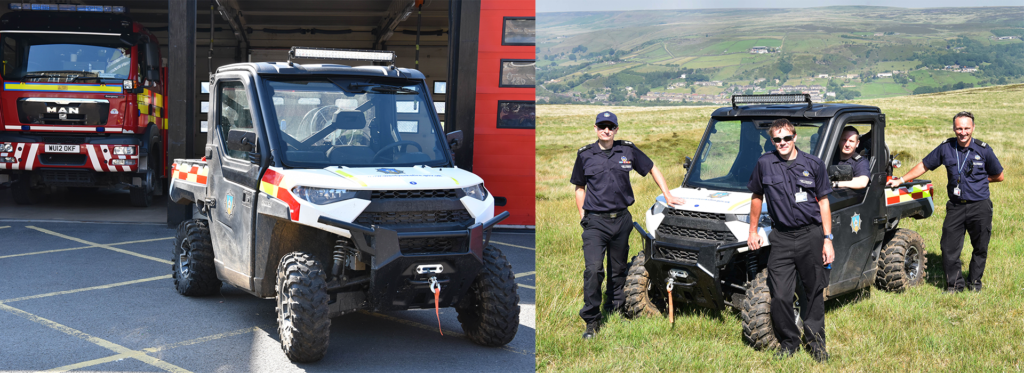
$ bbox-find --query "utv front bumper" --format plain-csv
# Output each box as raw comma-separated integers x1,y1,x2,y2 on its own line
634,222,746,311
318,211,509,312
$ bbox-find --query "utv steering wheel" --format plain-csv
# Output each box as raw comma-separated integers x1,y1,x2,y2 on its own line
372,141,422,162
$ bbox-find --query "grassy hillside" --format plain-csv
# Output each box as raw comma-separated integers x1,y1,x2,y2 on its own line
535,84,1024,371
538,6,1024,104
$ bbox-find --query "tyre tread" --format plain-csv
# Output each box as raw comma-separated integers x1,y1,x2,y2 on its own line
456,245,520,346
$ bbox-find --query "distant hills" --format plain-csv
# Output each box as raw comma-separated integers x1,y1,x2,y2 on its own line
537,6,1024,105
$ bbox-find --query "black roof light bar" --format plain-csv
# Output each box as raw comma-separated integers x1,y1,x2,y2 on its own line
288,47,397,68
732,94,812,109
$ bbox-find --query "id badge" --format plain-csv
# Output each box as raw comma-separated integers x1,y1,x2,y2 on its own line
795,191,808,203
953,186,961,197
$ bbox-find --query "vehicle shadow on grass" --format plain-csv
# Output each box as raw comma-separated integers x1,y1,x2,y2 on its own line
924,252,948,290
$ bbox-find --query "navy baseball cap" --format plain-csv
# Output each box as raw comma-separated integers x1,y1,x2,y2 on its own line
595,111,618,126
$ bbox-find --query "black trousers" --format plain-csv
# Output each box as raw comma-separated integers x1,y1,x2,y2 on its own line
940,199,993,291
767,224,826,354
579,211,632,323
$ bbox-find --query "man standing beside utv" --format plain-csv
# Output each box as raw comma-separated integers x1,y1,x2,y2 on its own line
887,111,1004,293
746,119,834,362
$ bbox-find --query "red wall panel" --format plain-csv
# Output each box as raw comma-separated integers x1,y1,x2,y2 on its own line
474,0,535,226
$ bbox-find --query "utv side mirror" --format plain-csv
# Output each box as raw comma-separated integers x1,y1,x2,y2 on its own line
446,130,464,151
683,156,692,169
226,129,257,152
828,164,853,181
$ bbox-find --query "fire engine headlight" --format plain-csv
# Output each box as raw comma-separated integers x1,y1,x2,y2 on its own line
122,79,135,90
110,159,136,166
0,143,12,152
112,146,135,155
1,156,16,163
291,186,357,205
461,184,488,201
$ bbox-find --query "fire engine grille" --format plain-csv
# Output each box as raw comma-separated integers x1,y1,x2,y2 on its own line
41,170,94,186
355,209,472,226
664,209,726,221
656,225,737,242
398,237,467,255
39,153,87,166
656,246,699,263
371,189,459,199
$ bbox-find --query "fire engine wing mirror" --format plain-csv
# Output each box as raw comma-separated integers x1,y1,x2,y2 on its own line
226,129,257,153
446,130,463,151
119,33,141,46
828,164,853,181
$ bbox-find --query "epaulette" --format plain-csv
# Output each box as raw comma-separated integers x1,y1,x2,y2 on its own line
617,140,635,147
944,138,956,145
578,143,593,154
975,139,988,148
853,154,862,160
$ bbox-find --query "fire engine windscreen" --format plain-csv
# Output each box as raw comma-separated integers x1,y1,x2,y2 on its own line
1,33,132,82
683,119,824,192
264,77,448,168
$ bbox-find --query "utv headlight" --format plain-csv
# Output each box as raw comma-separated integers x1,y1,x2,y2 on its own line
735,214,751,224
291,186,357,205
461,184,488,201
650,199,667,216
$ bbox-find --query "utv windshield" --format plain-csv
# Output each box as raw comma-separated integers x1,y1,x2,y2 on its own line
263,77,448,168
1,33,132,82
683,119,825,191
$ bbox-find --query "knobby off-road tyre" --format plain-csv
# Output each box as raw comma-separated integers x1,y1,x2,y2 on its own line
741,269,803,350
172,219,222,296
456,245,520,347
276,252,330,363
11,173,40,205
623,250,664,318
875,228,927,292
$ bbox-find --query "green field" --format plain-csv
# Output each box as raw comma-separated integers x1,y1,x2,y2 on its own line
536,85,1024,371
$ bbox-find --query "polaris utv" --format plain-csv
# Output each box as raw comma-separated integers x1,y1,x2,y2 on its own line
168,47,519,362
624,94,934,350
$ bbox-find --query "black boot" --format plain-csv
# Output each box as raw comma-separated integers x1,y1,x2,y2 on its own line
582,321,600,340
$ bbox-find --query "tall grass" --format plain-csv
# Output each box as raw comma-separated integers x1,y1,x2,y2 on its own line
536,85,1024,371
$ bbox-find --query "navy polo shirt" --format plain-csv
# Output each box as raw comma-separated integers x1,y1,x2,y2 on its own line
748,149,833,229
922,138,1002,202
833,154,869,179
570,140,655,212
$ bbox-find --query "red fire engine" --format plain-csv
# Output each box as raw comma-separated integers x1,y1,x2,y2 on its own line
0,4,167,206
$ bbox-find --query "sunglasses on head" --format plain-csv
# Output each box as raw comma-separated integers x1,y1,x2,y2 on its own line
772,135,794,143
597,124,618,130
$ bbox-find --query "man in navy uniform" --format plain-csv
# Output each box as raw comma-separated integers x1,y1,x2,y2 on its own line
831,126,869,190
887,111,1003,292
571,111,684,340
747,119,834,362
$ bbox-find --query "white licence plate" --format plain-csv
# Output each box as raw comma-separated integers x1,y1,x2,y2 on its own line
45,144,80,153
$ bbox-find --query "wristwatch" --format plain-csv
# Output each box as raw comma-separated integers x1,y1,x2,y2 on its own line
825,234,834,240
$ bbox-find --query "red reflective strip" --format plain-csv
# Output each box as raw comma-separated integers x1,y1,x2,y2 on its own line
887,196,901,205
196,175,207,184
262,168,284,186
276,186,301,221
189,165,200,174
911,192,923,199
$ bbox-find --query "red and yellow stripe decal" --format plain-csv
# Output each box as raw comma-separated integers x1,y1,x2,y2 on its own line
3,82,123,93
260,168,301,221
137,88,165,128
171,162,208,185
885,183,933,205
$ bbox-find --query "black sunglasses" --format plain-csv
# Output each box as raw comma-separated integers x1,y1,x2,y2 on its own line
597,124,618,130
772,135,794,143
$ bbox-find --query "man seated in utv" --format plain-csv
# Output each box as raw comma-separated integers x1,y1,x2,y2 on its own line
830,126,869,190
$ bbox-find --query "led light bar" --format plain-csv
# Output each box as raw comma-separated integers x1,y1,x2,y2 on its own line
731,94,812,109
9,3,125,13
289,47,396,64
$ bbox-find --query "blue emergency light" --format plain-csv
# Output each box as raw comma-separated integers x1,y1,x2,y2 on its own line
9,3,125,13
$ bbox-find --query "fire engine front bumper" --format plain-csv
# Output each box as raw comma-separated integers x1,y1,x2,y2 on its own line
634,222,746,311
317,211,510,312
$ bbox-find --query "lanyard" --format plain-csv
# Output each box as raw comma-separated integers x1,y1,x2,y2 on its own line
953,143,971,184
